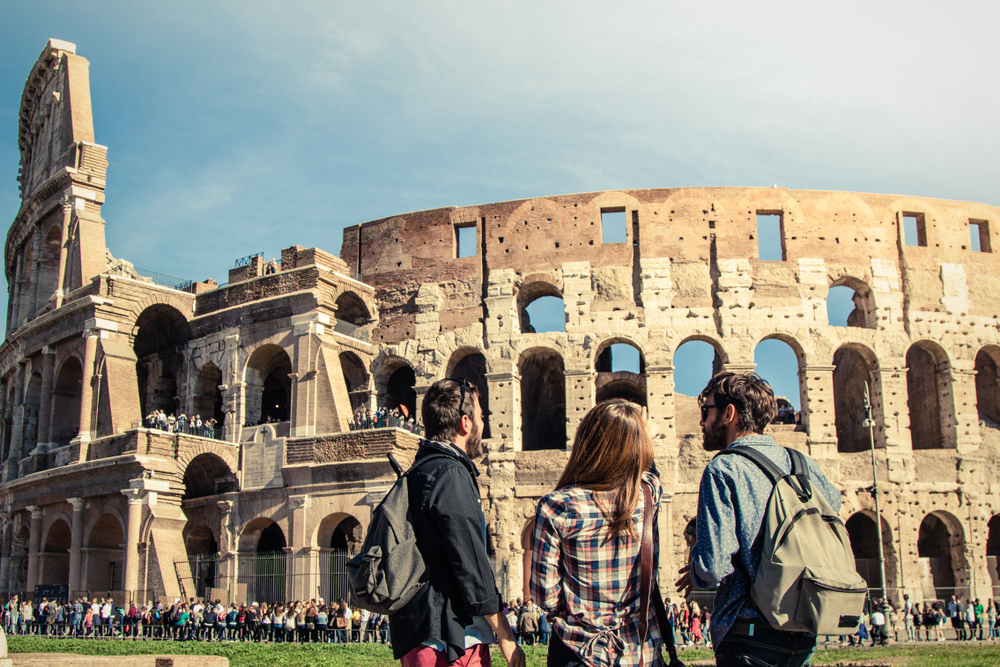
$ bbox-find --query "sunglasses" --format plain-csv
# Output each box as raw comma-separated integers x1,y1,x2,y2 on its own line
445,377,471,413
700,404,720,421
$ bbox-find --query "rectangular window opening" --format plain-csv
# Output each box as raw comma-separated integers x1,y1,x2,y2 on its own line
902,213,927,247
601,207,627,244
756,211,785,261
970,219,992,253
456,224,476,258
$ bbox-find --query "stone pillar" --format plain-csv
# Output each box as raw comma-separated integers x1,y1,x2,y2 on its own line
564,369,595,447
414,385,430,430
0,511,12,593
290,314,329,437
37,347,56,448
646,365,679,485
948,365,981,454
216,500,237,594
76,319,117,456
222,332,241,442
486,370,518,451
121,488,145,600
67,497,86,594
54,196,73,308
658,492,675,592
24,505,43,594
27,230,42,318
9,250,23,335
800,365,838,460
7,362,27,475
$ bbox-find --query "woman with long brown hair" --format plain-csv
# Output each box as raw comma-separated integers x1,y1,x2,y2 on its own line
530,399,665,667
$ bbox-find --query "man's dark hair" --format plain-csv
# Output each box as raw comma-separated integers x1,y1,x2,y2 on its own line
422,378,480,443
699,371,777,434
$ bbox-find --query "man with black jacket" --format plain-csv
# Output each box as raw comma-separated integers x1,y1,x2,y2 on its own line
392,378,523,667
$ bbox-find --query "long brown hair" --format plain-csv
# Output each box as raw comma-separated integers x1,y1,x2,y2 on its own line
555,399,653,541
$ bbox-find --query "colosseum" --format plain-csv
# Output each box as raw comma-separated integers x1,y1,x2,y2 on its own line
3,39,1000,609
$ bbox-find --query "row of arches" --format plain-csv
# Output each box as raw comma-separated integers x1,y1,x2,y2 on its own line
517,278,880,335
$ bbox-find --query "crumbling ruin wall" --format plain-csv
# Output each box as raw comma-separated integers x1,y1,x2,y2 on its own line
344,187,1000,604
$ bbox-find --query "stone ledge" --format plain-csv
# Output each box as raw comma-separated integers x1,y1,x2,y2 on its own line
11,654,227,667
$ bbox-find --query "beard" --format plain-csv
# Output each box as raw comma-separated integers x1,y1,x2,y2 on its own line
702,417,729,451
465,420,484,459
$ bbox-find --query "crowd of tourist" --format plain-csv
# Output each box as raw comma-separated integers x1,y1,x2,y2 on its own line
144,411,220,438
349,407,422,434
1,595,391,644
4,591,1000,649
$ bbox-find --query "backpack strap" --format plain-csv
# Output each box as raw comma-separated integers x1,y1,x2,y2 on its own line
718,445,785,484
721,445,813,501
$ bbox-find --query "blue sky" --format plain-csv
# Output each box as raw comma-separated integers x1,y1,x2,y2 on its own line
3,2,999,404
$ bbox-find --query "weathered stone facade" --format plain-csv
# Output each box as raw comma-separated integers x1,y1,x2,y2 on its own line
3,40,1000,607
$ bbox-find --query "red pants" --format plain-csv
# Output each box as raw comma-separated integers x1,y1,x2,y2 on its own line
401,643,489,667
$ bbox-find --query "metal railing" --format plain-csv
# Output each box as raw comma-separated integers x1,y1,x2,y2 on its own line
235,253,263,268
133,268,191,290
348,414,422,435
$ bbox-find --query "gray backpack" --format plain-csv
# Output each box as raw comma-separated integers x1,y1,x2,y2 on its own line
346,453,450,615
722,446,866,635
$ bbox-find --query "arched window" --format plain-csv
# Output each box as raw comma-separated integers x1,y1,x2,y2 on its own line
673,339,724,438
340,352,369,412
23,372,41,455
51,359,83,448
845,513,896,590
447,350,491,439
595,341,646,406
385,365,417,419
986,515,1000,590
918,512,966,600
133,304,192,416
183,453,237,500
906,342,951,450
827,278,876,328
86,514,124,591
519,348,566,450
193,362,225,428
245,345,293,425
249,520,288,605
40,518,71,586
833,345,876,453
974,347,1000,425
754,338,802,424
519,282,565,334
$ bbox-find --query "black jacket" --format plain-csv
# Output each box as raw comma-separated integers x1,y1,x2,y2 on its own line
390,439,501,663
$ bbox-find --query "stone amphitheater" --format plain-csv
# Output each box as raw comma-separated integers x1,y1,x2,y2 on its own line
2,39,1000,608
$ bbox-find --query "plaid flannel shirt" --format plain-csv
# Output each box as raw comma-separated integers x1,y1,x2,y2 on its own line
530,470,665,666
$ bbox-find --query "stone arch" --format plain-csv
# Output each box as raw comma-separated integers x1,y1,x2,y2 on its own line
238,515,289,553
844,511,898,592
241,517,288,604
918,510,967,601
40,516,72,587
184,523,218,556
176,441,239,480
35,223,62,304
519,347,567,450
339,351,370,413
671,335,729,368
906,341,953,450
182,452,238,500
192,361,225,428
244,344,293,425
133,303,192,416
51,356,82,448
827,276,877,329
518,280,565,334
334,290,372,327
85,511,125,591
594,338,646,406
833,343,879,453
974,346,1000,426
754,333,806,423
445,348,491,439
315,513,364,551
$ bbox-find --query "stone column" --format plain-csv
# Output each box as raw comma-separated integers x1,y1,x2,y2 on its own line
9,249,23,334
121,488,145,600
290,314,329,437
54,196,73,308
0,511,13,593
646,365,679,485
67,497,86,594
8,362,27,473
27,229,42,318
216,500,237,594
564,369,595,447
37,347,56,448
800,365,838,460
948,365,981,454
414,385,430,430
24,505,43,594
222,333,242,441
486,370,518,451
76,319,118,455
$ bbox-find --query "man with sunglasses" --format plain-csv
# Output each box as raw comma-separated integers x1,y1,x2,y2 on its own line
676,372,840,667
392,378,524,667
